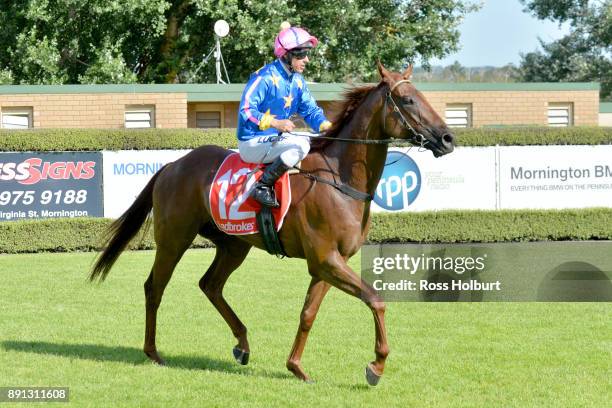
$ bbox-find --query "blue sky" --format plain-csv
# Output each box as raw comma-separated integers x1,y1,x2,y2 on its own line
429,0,570,67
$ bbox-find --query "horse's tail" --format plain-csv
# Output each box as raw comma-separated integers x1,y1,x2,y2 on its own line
89,166,166,282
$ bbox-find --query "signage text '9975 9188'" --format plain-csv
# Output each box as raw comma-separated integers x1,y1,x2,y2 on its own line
0,152,103,221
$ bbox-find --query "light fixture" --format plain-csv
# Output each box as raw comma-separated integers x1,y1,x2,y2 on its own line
190,20,231,84
214,20,230,38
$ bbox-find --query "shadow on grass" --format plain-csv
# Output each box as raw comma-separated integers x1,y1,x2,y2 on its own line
2,340,292,380
335,383,371,391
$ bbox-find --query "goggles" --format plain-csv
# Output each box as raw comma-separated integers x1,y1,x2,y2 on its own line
289,48,310,60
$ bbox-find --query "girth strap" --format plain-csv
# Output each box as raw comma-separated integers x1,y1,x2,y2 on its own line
255,207,287,258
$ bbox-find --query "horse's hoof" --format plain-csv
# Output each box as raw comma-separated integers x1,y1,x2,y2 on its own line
233,346,250,365
365,363,382,386
145,350,166,366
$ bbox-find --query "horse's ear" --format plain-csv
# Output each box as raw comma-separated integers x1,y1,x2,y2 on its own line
377,60,391,82
401,64,413,80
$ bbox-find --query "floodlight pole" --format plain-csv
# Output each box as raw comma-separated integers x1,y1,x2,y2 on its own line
214,36,223,84
214,36,230,84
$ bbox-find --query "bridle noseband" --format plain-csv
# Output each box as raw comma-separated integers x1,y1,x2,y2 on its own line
383,79,428,148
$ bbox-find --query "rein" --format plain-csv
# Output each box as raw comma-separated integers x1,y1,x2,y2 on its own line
287,79,430,202
296,171,373,202
287,131,425,146
287,80,429,147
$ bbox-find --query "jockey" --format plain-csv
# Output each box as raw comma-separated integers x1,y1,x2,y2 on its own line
237,22,332,208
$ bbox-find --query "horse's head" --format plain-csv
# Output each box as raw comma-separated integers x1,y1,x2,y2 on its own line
377,62,455,157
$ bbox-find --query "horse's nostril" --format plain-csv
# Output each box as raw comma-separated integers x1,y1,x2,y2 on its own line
442,133,454,146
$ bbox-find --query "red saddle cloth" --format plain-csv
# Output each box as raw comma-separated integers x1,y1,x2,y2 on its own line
209,153,291,235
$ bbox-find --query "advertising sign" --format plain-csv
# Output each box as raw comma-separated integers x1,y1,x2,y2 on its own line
498,145,612,209
0,152,103,221
371,147,497,212
102,150,191,218
99,145,612,218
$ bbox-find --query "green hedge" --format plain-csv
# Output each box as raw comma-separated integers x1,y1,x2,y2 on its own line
452,126,612,146
0,218,213,254
1,126,611,152
0,128,236,152
1,209,610,254
367,209,612,243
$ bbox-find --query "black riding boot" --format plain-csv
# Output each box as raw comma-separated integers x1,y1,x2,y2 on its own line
251,158,291,208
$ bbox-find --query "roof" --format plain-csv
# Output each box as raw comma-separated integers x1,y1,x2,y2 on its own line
0,82,600,102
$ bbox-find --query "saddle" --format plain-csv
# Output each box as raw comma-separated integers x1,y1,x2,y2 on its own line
209,153,291,256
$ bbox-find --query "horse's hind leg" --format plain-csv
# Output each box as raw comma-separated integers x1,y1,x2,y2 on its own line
144,230,196,365
199,236,252,365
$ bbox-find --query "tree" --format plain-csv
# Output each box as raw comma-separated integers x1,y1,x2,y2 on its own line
517,0,612,100
442,61,466,81
0,0,480,84
0,0,170,84
411,64,519,83
292,0,480,82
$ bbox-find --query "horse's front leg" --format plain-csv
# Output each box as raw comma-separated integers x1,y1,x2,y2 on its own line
286,277,330,382
313,250,390,386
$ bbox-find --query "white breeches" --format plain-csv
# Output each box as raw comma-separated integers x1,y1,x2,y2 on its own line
238,132,313,167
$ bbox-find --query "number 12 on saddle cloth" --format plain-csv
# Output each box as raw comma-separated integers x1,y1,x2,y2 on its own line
209,153,291,235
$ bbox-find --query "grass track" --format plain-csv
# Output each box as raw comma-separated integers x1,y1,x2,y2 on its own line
0,249,610,407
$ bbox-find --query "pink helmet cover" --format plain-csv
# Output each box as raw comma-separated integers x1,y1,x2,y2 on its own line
274,27,319,58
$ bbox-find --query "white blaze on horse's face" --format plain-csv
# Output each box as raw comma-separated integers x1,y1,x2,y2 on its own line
377,62,455,157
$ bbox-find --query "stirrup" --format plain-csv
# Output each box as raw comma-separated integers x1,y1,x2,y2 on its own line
252,184,279,208
287,161,301,175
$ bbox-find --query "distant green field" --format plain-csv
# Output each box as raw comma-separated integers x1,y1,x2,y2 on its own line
1,249,610,407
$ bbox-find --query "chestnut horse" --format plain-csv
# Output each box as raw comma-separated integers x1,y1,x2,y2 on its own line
90,62,455,385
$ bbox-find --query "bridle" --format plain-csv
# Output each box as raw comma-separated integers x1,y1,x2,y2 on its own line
383,79,429,148
287,79,438,202
288,79,429,149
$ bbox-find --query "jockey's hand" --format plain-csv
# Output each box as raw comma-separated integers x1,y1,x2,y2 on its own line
271,119,295,133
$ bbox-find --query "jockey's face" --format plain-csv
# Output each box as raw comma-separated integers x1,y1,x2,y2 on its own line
289,49,310,74
291,55,309,73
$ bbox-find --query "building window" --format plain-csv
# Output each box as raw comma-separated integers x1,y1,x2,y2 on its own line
548,103,573,127
445,104,472,128
1,107,33,129
125,105,155,128
196,111,221,128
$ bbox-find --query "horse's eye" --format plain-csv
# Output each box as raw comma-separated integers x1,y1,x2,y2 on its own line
402,97,414,106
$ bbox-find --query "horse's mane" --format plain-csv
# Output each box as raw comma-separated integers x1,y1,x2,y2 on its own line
310,83,379,150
